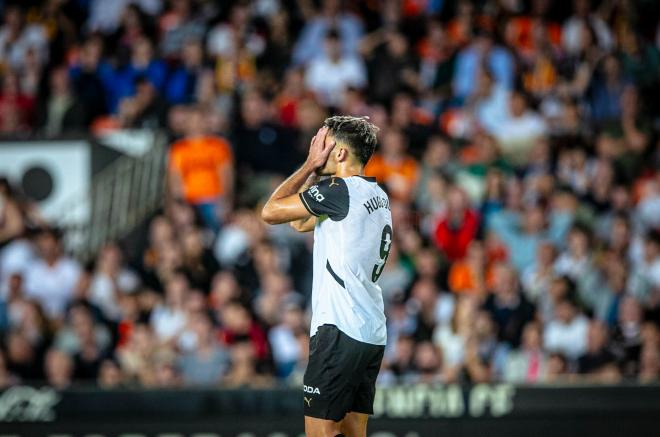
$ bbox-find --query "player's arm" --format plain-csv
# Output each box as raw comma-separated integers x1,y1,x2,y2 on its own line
261,126,335,225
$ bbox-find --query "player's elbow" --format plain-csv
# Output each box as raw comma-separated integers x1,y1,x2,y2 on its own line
289,220,308,233
261,203,279,225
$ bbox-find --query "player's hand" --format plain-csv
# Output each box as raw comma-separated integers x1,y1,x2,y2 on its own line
305,126,335,171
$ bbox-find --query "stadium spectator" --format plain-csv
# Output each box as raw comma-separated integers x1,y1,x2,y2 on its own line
88,243,140,322
433,295,476,380
543,297,590,360
0,70,35,134
0,0,657,390
44,348,74,389
168,105,234,232
219,301,269,364
5,330,42,381
489,201,573,272
483,262,535,347
164,37,205,104
232,90,298,176
179,226,219,291
562,0,613,56
23,228,81,320
578,320,618,375
448,240,487,296
452,29,514,101
159,0,206,59
97,358,125,388
150,272,189,342
35,66,86,136
611,296,644,377
409,278,455,342
360,28,417,104
433,185,479,262
0,6,48,70
69,36,111,121
292,0,364,66
493,89,547,166
410,341,444,383
304,29,367,108
178,311,229,386
502,321,548,383
54,303,113,379
365,128,419,201
521,241,556,304
268,302,306,379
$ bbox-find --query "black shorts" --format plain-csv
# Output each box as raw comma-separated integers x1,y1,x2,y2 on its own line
303,324,385,422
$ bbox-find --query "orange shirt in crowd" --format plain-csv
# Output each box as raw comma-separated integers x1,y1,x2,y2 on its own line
448,261,496,294
169,136,233,204
506,17,561,58
364,154,419,200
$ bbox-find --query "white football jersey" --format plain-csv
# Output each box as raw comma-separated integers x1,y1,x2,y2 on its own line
300,175,393,345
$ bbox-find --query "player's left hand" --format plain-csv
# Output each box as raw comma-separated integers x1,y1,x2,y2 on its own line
305,126,335,171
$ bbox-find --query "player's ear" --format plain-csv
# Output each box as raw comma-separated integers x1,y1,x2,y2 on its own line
337,147,349,162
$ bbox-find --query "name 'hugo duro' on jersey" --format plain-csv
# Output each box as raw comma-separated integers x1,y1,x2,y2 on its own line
299,175,392,346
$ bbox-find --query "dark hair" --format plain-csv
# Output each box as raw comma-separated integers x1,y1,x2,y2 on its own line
323,116,379,165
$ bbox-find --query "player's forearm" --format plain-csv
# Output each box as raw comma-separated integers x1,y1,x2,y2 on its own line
261,163,315,224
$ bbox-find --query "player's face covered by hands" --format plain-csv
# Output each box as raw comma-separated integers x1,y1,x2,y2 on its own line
306,125,337,175
316,133,341,175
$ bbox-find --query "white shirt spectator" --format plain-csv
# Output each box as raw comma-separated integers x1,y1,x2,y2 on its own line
23,257,81,318
476,84,510,134
207,24,265,58
305,55,366,107
214,223,250,266
494,111,546,144
434,293,456,328
433,325,465,367
627,257,660,304
87,0,162,33
494,110,547,163
292,13,364,66
0,24,48,69
554,253,593,281
562,15,613,55
543,314,589,359
269,324,301,366
636,192,660,233
54,323,113,355
88,269,140,321
150,304,187,341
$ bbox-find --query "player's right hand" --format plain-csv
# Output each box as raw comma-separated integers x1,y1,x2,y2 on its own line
305,126,336,171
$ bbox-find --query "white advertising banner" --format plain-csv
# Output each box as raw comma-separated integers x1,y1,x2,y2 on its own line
0,140,91,224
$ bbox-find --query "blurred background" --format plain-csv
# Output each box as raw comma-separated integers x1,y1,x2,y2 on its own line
0,0,659,435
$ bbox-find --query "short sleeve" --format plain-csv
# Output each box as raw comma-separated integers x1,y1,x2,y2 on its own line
299,177,349,221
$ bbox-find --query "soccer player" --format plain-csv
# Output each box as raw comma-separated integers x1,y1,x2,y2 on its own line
262,116,392,437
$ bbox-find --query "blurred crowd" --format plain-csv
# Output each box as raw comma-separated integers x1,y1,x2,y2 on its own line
1,0,660,389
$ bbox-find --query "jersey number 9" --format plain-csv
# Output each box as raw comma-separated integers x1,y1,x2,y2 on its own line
372,224,393,282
